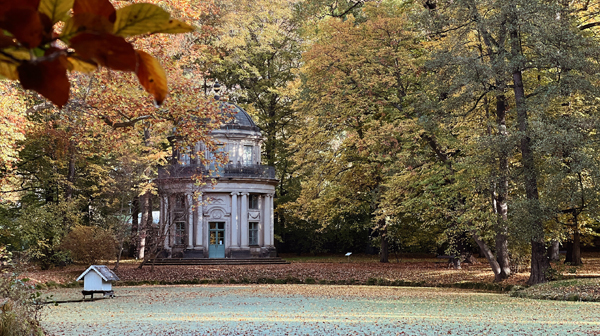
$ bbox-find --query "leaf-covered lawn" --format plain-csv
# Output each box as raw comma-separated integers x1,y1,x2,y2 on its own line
24,259,530,287
42,285,600,336
22,252,600,290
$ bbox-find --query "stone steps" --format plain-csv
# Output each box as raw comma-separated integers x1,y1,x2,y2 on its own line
150,257,289,265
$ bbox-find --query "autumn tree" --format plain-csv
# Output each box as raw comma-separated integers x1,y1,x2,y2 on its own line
0,0,226,264
418,0,600,284
290,1,422,262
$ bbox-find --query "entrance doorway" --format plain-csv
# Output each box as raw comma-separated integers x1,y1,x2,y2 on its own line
209,222,225,258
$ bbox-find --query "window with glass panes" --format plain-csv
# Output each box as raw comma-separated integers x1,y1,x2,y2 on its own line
173,194,186,245
175,222,185,245
249,222,259,245
249,194,259,209
243,145,253,165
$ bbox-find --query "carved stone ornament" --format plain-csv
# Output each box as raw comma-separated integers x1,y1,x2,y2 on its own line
210,209,224,219
249,211,260,220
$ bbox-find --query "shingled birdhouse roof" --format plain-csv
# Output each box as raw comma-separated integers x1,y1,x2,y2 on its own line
76,265,120,282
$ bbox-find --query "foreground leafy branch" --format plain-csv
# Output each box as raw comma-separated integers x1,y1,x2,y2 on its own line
0,0,194,107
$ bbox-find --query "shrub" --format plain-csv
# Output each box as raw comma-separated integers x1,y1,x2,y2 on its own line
60,226,117,264
0,246,45,336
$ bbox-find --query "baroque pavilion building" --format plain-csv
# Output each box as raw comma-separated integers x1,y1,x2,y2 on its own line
155,97,278,259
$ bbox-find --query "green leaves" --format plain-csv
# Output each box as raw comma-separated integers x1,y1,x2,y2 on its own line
113,4,194,37
38,0,74,23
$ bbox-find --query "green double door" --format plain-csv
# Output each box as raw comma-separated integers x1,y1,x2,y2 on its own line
209,222,225,258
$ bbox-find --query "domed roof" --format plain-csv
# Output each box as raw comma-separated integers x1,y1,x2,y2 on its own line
220,102,260,132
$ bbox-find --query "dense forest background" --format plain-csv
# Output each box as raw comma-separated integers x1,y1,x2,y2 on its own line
2,0,600,285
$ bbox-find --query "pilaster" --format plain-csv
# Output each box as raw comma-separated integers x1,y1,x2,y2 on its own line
262,194,270,247
269,194,275,246
230,192,239,248
195,193,203,248
241,192,249,248
162,195,169,250
187,193,193,249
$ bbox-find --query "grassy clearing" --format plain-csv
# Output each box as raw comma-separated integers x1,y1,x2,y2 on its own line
41,285,600,336
511,278,600,302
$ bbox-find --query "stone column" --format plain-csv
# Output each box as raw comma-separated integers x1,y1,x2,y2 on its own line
269,194,275,246
230,192,238,248
162,195,169,250
240,192,249,248
187,193,193,249
195,193,202,248
262,195,269,247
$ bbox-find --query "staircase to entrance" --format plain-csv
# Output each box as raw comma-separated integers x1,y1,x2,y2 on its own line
151,257,289,265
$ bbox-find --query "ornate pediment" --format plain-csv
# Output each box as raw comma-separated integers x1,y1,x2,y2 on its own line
207,208,226,219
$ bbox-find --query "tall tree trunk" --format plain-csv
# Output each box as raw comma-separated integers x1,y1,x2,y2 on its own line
65,151,76,200
379,218,388,263
138,192,151,260
571,216,582,266
510,17,550,285
130,196,139,258
114,238,125,271
571,173,585,266
548,240,560,262
472,233,503,282
137,126,152,260
565,241,573,263
514,68,549,285
493,93,511,279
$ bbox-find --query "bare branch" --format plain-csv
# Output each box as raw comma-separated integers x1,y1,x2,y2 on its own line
578,21,600,30
100,115,153,129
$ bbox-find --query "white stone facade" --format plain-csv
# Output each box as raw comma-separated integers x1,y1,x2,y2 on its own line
156,103,277,259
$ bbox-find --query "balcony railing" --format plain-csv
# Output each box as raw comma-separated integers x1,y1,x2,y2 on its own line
158,163,276,180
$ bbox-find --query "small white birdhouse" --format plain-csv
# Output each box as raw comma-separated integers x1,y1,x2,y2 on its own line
76,265,120,299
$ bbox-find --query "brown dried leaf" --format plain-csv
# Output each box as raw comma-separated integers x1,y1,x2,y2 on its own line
70,33,136,71
73,0,116,23
0,0,40,17
0,8,45,48
0,34,16,49
61,13,114,40
135,50,167,105
18,57,70,107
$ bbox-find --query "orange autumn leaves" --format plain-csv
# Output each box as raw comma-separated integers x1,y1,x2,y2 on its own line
0,0,194,107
